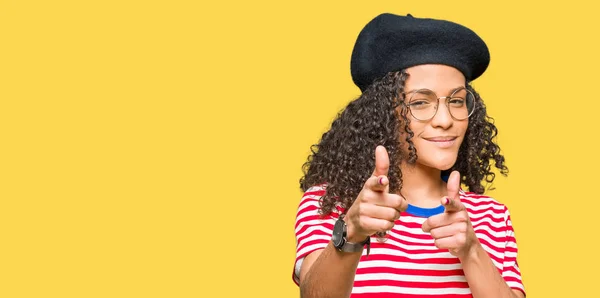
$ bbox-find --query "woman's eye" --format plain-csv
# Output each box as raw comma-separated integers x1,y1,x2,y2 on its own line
409,100,431,109
449,98,465,106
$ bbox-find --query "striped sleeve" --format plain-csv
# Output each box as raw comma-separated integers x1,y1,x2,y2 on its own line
292,185,337,285
502,207,525,295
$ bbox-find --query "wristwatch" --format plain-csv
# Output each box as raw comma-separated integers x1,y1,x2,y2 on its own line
332,215,370,256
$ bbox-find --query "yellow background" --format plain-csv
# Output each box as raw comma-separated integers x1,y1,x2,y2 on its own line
1,1,597,297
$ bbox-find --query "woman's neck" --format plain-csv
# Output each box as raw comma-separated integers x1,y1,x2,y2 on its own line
397,162,447,208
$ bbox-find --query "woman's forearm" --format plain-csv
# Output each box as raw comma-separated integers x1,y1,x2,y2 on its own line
300,242,362,298
460,243,522,298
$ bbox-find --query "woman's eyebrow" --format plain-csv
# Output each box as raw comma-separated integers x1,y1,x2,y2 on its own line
450,86,466,94
403,86,466,95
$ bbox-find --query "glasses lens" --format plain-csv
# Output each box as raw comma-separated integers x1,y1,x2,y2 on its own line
408,90,437,120
449,88,476,120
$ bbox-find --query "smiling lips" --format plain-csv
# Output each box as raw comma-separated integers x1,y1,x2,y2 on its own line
423,136,457,148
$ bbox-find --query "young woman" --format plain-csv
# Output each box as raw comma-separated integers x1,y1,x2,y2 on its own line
293,13,525,298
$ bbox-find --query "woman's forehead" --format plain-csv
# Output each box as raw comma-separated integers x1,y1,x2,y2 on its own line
403,64,466,94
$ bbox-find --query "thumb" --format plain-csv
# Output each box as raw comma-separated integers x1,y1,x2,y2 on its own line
369,145,390,193
372,145,389,177
446,171,461,200
444,171,464,212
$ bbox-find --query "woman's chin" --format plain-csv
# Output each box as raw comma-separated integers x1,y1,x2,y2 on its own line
419,158,457,171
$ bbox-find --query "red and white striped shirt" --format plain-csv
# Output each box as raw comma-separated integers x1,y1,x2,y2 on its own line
293,185,525,297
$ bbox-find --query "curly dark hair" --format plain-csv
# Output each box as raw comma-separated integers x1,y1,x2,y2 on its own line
299,70,508,216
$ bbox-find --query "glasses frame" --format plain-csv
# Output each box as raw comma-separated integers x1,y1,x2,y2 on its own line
402,87,477,121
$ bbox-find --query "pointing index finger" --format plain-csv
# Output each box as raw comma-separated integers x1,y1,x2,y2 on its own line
442,196,465,213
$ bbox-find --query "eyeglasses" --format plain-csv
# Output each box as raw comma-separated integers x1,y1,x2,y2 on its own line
403,87,476,121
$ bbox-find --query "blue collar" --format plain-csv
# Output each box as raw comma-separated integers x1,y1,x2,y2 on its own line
405,204,445,217
404,173,449,217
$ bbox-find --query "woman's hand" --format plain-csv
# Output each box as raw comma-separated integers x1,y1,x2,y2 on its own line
422,171,480,260
344,146,408,243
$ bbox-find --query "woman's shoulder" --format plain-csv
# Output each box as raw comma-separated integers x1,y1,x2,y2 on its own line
296,184,328,212
459,190,510,218
297,184,345,217
303,184,328,196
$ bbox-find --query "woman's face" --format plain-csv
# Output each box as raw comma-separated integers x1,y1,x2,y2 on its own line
402,64,469,170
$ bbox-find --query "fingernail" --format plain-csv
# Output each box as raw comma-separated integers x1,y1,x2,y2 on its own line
379,177,383,185
444,198,450,205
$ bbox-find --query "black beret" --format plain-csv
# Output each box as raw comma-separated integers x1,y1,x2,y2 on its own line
350,13,490,92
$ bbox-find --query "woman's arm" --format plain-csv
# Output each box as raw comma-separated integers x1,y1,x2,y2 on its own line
298,190,404,298
423,171,525,298
460,243,525,298
299,242,363,298
298,146,407,297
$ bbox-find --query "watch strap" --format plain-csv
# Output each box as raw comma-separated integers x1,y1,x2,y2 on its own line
340,236,370,255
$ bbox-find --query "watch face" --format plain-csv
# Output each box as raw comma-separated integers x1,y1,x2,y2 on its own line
332,218,345,248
